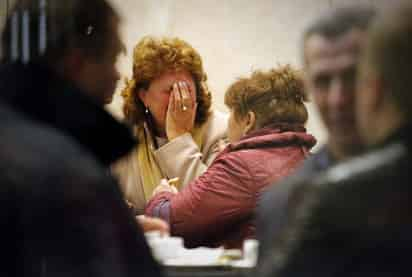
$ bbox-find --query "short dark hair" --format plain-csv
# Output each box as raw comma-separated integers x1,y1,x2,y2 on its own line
1,0,119,63
303,6,376,43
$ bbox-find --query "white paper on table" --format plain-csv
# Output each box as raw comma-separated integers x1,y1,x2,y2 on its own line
163,247,224,266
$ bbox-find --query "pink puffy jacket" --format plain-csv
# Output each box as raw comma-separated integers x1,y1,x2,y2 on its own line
145,123,316,248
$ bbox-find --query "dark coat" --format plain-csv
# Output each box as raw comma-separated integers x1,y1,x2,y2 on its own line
0,102,161,276
146,124,316,249
0,62,135,166
256,125,412,277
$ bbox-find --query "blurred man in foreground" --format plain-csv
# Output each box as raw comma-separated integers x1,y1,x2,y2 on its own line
0,0,163,276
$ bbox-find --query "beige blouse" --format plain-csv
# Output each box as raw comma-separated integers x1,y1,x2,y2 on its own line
112,110,228,214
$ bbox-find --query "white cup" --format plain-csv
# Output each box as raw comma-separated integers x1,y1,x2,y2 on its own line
243,239,259,266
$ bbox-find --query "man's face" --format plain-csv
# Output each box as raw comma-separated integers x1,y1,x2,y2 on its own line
304,29,365,153
78,17,122,105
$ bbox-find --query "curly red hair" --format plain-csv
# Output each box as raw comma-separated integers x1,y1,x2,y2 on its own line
122,36,211,127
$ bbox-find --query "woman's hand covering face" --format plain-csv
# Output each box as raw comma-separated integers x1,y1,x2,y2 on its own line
166,81,197,140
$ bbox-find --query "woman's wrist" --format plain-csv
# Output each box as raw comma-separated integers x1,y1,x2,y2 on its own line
167,129,190,141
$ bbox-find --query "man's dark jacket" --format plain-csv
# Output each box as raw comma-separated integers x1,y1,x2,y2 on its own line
0,103,161,276
256,125,412,277
0,62,161,276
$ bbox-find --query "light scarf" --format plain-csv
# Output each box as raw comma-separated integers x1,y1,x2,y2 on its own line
136,123,206,200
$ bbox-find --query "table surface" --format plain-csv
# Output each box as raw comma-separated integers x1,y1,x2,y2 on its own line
164,265,253,277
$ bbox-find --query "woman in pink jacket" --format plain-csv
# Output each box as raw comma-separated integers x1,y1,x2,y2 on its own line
145,65,316,249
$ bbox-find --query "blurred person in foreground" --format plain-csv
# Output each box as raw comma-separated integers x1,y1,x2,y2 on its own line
0,0,163,276
145,65,316,249
1,0,168,233
257,5,376,262
256,2,412,276
113,36,228,214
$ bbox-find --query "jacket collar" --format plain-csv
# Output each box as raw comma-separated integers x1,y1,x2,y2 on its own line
228,122,316,152
0,62,135,166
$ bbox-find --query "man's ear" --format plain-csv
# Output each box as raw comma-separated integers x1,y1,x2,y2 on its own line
244,111,256,134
